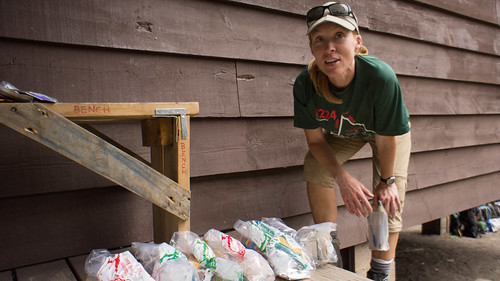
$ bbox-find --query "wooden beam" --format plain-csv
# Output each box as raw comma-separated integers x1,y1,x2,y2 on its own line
0,103,190,220
46,102,199,122
142,117,192,243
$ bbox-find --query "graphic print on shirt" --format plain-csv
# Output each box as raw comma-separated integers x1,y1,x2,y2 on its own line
316,108,375,138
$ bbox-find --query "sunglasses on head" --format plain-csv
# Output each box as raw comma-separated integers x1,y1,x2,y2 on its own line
306,3,357,25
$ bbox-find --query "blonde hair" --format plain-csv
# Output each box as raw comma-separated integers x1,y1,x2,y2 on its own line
307,42,368,104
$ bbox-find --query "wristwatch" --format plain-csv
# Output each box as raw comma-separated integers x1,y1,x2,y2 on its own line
380,176,396,185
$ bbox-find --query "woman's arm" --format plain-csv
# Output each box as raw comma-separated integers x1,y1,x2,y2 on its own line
304,128,373,217
374,134,401,218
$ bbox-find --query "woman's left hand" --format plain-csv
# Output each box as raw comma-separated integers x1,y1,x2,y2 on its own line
374,182,401,219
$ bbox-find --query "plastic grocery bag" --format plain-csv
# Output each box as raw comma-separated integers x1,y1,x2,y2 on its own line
262,217,297,237
153,259,200,281
203,229,275,281
85,249,154,281
132,241,188,273
131,241,199,281
171,231,243,281
234,220,314,280
367,201,390,251
296,222,338,267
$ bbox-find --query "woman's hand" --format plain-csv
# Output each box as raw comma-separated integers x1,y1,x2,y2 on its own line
336,169,374,217
374,182,401,218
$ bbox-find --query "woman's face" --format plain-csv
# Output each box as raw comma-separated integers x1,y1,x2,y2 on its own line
309,22,362,88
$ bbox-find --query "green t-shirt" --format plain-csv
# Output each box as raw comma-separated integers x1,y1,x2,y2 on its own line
293,55,410,138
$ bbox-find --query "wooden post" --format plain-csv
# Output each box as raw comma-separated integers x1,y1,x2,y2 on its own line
142,116,191,243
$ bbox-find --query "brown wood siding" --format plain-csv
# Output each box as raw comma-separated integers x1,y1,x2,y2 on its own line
0,0,499,270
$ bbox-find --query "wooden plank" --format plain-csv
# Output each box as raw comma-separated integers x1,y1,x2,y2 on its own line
362,31,500,85
411,144,500,190
0,0,310,65
236,62,303,117
0,39,237,118
190,118,308,177
1,40,498,119
361,0,500,54
67,255,87,281
0,187,152,271
144,118,192,243
47,102,199,122
0,271,12,281
0,0,498,69
16,260,76,281
399,76,500,116
189,116,500,177
2,115,500,199
409,0,499,25
230,0,500,55
236,61,500,117
0,103,190,220
402,172,500,228
307,264,370,280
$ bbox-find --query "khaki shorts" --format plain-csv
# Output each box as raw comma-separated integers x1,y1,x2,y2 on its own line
303,131,412,232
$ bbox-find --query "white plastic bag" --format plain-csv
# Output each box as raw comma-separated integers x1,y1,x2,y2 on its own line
153,259,199,281
131,241,188,274
203,229,275,281
234,219,314,280
85,249,154,281
367,201,390,251
171,231,243,281
296,222,338,267
131,241,199,281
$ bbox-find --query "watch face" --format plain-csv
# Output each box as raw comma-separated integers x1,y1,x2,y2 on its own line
382,176,396,185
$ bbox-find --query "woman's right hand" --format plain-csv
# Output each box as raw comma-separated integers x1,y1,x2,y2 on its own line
335,168,374,217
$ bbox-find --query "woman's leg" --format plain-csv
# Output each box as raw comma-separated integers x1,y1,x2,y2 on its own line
307,181,338,223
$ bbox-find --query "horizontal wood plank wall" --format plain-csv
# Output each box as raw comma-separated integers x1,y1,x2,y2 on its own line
0,0,499,270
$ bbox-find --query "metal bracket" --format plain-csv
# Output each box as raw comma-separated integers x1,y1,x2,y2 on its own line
154,108,188,141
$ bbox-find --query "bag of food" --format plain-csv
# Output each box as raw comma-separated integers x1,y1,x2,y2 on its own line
85,249,154,281
203,229,275,281
171,231,243,281
296,222,338,267
234,220,314,280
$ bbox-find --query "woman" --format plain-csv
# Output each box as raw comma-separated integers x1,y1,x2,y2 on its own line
293,2,411,280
